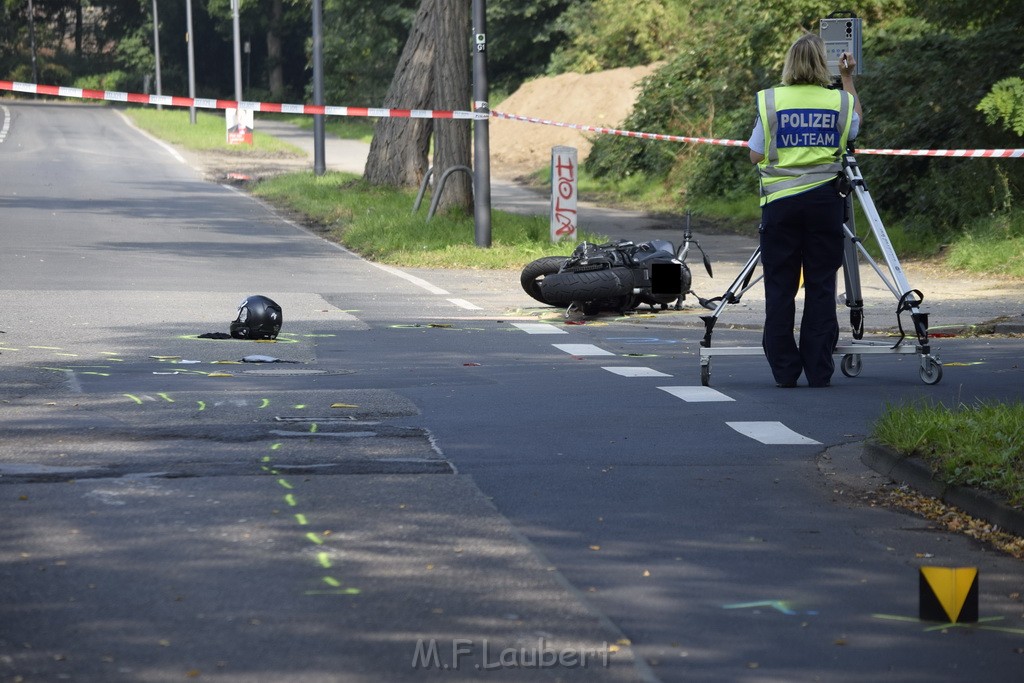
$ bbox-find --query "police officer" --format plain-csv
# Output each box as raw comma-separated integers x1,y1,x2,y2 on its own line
748,33,862,387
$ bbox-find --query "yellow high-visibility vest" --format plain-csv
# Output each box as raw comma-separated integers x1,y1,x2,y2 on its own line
756,85,854,206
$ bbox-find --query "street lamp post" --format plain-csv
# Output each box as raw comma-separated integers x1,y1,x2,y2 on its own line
471,0,492,247
312,0,326,176
231,0,243,103
151,0,163,109
186,0,197,123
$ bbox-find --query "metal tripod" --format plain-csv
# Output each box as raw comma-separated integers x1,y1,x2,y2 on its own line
697,153,943,387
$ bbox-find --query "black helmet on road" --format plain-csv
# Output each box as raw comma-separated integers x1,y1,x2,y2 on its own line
230,295,283,339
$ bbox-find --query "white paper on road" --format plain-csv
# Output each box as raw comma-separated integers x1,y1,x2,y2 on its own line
552,343,616,356
658,386,734,402
512,323,568,335
726,421,821,445
603,366,672,377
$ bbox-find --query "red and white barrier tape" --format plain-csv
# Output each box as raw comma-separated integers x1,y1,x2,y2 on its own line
491,109,749,149
0,80,485,120
491,110,749,148
491,110,1024,159
4,79,1022,158
849,147,1024,159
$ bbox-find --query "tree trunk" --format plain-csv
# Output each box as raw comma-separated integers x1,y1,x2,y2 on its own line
266,0,284,100
363,0,436,188
364,0,474,210
431,0,473,213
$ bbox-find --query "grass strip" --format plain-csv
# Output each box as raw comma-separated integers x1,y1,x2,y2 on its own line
251,171,608,269
124,107,304,157
873,400,1024,506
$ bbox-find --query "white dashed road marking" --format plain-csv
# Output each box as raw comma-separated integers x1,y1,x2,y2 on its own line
508,320,823,446
658,386,735,402
726,421,821,445
552,343,616,356
602,366,672,378
512,323,568,335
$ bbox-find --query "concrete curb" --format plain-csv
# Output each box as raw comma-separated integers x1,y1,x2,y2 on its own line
861,440,1024,538
929,315,1024,337
991,316,1024,334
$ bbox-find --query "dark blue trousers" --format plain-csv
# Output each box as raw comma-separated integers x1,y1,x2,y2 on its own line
759,182,845,387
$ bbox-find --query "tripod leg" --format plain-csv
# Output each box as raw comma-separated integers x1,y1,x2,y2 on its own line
699,247,761,348
840,194,865,340
844,154,942,385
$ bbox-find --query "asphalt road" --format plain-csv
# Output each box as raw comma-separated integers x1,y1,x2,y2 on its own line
1,101,1022,683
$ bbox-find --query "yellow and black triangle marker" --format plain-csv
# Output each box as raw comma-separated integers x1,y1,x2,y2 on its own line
919,566,978,623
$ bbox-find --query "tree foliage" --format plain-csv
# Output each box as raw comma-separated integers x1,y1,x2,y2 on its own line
486,0,573,95
584,0,857,199
320,0,418,106
546,0,687,74
583,0,1024,234
978,79,1024,138
855,13,1024,232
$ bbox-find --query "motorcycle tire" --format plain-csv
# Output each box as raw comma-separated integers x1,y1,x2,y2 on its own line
582,294,638,315
520,256,570,305
539,266,635,305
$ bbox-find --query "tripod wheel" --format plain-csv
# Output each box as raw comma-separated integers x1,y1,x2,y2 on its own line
840,353,862,378
700,364,711,387
920,357,943,385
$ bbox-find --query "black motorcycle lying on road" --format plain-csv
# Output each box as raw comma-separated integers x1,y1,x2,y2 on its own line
520,216,714,315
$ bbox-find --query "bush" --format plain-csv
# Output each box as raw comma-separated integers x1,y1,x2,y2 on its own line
583,2,849,207
547,0,687,74
8,61,71,87
74,71,132,93
584,20,761,204
850,19,1024,234
584,4,1024,240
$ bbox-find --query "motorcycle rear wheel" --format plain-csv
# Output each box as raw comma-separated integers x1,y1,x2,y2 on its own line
539,267,635,306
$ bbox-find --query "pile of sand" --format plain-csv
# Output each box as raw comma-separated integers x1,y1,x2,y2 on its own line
488,64,657,179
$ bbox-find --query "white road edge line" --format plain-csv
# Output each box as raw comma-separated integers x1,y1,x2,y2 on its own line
369,262,451,295
115,109,188,164
448,298,483,310
0,105,11,144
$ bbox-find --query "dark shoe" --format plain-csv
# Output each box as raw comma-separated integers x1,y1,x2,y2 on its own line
808,380,831,388
776,381,798,388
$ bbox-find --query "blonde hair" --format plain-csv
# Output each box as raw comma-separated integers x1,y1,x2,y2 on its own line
782,33,832,87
